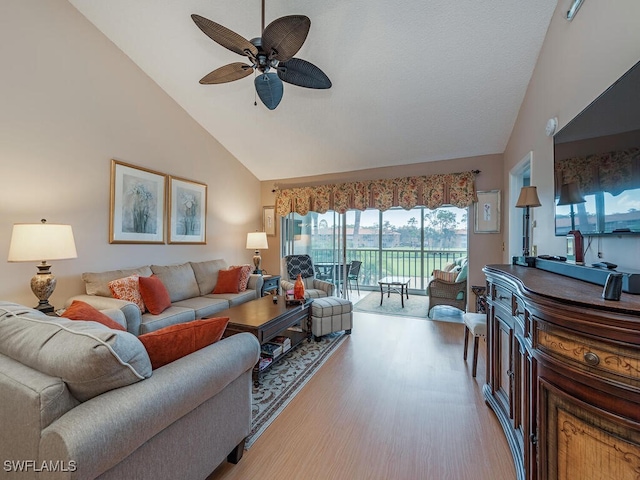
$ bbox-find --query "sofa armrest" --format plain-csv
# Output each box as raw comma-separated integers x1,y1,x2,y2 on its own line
312,279,335,296
280,280,295,292
64,294,142,336
39,333,260,480
247,274,264,299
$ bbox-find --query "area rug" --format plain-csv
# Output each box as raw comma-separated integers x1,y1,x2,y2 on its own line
247,331,347,448
353,291,430,318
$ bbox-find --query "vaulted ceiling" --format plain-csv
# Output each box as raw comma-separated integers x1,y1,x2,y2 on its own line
68,0,558,181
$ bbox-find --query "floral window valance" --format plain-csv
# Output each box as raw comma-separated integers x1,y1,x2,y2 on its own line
555,148,640,197
275,171,477,217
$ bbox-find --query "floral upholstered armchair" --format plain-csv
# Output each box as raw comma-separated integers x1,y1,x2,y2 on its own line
427,257,468,318
280,254,335,298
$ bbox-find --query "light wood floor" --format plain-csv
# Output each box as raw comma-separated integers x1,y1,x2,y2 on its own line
208,309,516,480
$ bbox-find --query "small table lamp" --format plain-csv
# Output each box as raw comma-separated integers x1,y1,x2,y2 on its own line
557,181,587,264
513,186,541,267
246,231,268,274
8,219,77,314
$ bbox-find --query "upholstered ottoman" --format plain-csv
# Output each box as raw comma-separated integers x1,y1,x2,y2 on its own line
310,297,353,340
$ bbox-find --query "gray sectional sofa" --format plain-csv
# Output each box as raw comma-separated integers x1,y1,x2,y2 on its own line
66,260,264,335
0,301,261,480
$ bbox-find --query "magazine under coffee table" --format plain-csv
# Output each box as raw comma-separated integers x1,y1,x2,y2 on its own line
221,295,313,387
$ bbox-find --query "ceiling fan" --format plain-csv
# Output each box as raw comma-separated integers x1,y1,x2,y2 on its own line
191,1,331,110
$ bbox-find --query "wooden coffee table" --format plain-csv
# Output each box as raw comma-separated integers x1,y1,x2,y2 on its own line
221,295,313,386
378,276,411,308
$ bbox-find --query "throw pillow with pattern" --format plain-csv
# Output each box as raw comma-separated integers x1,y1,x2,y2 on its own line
108,274,146,313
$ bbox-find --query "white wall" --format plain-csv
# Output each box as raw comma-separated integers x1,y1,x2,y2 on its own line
0,0,261,309
504,0,640,269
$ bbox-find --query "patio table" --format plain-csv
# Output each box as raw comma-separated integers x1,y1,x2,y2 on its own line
378,276,411,308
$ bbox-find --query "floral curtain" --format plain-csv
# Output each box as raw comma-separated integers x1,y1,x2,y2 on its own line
275,171,477,217
555,148,640,197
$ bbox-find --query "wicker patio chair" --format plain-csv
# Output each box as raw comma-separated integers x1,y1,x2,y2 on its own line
427,258,468,317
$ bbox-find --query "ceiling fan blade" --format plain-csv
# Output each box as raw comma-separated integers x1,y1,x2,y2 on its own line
191,14,258,59
200,63,253,84
277,58,331,89
254,73,283,110
262,15,310,62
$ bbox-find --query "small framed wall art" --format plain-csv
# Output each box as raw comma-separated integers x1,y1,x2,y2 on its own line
263,206,276,236
474,190,501,233
168,176,207,244
110,160,166,244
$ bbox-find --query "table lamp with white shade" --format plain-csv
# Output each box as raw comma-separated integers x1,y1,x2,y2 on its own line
8,219,77,313
246,231,268,274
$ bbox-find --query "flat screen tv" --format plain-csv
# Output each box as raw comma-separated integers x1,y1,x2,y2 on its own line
554,60,640,236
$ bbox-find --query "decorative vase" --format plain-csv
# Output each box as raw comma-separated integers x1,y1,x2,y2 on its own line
293,274,305,300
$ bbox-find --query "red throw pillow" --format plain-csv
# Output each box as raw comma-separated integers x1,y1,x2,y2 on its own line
231,264,253,291
138,317,229,369
139,275,172,315
213,267,242,294
61,300,126,331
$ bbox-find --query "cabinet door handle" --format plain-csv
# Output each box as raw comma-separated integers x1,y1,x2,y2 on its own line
499,295,509,300
515,310,524,316
530,434,538,445
583,351,600,366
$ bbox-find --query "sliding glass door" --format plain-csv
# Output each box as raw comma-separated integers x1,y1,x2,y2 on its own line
282,206,467,294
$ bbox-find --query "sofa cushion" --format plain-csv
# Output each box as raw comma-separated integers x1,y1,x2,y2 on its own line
139,306,196,335
0,303,151,402
82,266,153,297
138,317,229,369
213,267,242,294
61,300,126,331
173,297,230,318
139,275,172,315
231,264,253,291
190,259,228,296
109,274,146,313
150,263,200,303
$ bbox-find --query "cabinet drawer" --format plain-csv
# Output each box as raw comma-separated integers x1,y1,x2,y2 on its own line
536,322,640,386
491,282,513,311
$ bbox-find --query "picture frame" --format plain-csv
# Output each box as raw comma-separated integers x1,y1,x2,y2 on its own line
263,206,276,236
110,160,166,244
474,190,501,233
168,176,207,244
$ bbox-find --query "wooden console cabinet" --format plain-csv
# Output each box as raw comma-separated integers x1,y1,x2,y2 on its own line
483,265,640,480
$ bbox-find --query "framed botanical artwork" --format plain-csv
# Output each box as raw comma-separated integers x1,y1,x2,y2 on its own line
263,206,276,236
110,160,166,244
168,176,207,244
474,190,501,233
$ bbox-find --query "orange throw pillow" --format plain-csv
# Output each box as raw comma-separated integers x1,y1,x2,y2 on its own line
231,264,253,291
108,274,146,313
213,267,242,294
62,300,126,331
138,317,229,369
139,275,172,315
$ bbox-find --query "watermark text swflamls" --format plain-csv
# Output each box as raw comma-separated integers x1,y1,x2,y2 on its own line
4,460,77,473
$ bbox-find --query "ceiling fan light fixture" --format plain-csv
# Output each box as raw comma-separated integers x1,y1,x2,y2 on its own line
191,5,330,109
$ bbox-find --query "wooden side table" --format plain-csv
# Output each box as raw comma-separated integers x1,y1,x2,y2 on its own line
261,275,280,296
471,285,487,313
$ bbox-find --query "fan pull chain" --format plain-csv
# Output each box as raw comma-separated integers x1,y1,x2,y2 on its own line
254,70,258,106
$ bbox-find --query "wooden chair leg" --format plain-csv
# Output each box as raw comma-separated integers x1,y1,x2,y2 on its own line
463,325,470,360
472,336,480,377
